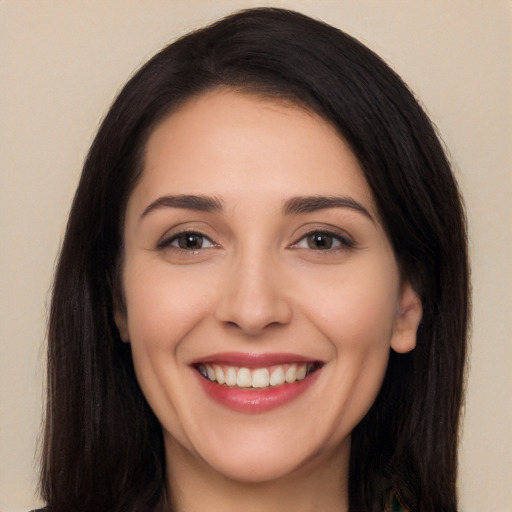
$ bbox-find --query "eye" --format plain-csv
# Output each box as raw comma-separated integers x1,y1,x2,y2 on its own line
294,230,355,251
157,231,215,251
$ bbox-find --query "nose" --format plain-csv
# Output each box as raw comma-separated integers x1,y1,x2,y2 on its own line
215,251,292,336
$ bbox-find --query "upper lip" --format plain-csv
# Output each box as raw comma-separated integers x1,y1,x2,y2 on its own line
191,352,322,369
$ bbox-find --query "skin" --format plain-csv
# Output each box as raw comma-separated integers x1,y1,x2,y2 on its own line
115,89,422,512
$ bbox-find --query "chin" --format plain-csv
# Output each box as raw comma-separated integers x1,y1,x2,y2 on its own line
204,447,320,484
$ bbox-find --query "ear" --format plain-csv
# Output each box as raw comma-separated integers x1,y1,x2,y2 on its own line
114,309,130,342
390,281,423,354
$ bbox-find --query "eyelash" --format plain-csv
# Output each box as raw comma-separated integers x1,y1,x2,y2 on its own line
156,230,216,251
292,230,356,252
157,229,356,253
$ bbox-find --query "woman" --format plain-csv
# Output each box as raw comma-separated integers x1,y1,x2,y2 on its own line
39,7,468,512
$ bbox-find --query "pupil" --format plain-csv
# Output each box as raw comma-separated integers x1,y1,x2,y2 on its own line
308,233,332,249
179,234,202,249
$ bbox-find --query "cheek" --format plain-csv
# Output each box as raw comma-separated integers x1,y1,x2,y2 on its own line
304,259,399,350
123,263,213,348
121,265,212,437
297,257,398,419
313,288,394,435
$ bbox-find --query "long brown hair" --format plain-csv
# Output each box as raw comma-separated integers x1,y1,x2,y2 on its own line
42,8,469,512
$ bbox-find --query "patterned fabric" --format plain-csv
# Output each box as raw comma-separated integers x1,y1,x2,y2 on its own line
385,487,411,511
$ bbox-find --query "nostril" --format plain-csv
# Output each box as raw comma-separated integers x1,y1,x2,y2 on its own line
221,318,290,336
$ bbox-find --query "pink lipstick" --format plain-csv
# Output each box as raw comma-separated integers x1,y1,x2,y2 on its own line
192,352,323,413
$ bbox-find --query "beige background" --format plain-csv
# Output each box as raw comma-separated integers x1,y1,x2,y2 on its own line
1,1,511,511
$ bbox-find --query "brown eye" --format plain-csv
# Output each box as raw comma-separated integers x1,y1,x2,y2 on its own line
174,232,215,250
306,232,336,250
177,233,204,249
157,231,215,251
293,230,356,251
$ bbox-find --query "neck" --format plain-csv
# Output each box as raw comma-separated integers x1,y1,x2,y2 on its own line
163,435,350,512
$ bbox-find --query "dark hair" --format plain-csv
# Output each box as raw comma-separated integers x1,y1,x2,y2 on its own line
42,7,469,512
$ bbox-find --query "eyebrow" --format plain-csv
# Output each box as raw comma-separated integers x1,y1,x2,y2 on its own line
283,195,374,221
140,194,223,219
139,193,373,222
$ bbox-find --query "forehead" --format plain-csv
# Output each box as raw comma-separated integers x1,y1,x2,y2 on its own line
134,89,376,214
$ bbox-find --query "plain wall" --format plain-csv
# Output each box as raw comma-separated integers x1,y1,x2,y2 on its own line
1,1,511,510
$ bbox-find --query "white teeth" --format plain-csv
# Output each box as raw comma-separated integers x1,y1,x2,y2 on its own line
296,364,307,381
214,365,225,385
236,368,252,388
252,368,270,388
198,362,318,389
225,367,237,386
270,366,285,386
206,365,216,381
285,365,297,383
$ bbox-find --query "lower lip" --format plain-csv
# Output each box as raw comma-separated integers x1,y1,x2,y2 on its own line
196,370,320,413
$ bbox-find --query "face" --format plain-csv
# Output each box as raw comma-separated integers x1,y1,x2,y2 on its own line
116,90,422,484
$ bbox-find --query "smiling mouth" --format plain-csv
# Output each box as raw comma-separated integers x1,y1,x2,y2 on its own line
195,362,323,390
